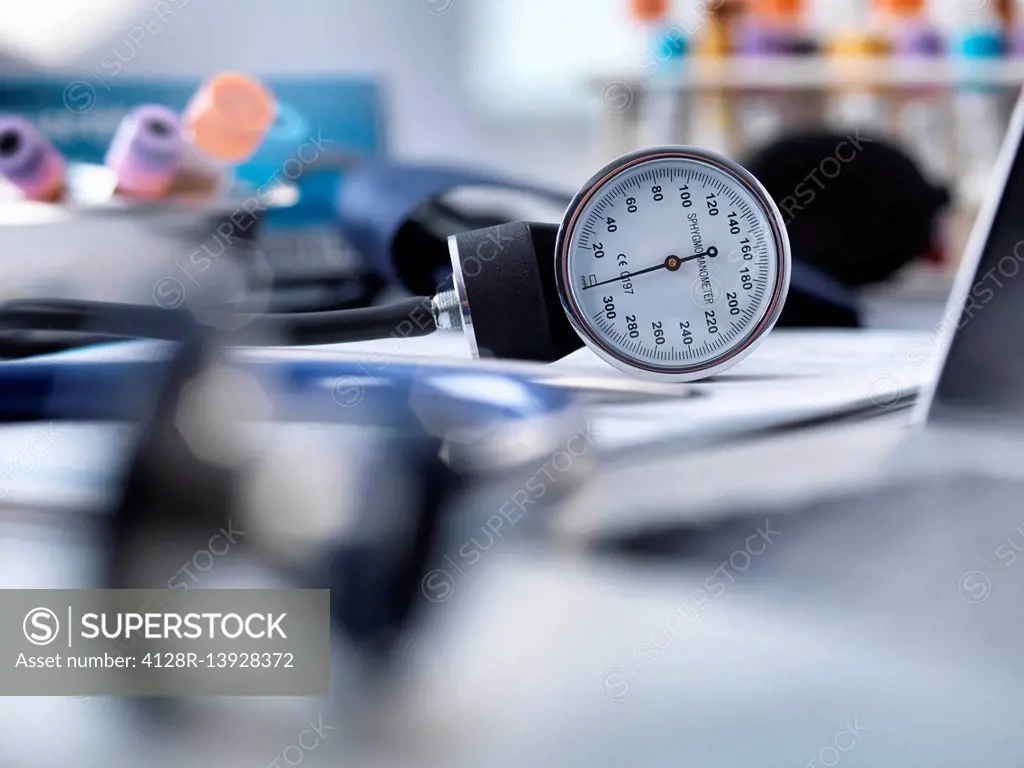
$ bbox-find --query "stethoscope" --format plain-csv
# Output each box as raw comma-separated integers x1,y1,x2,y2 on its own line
12,315,590,668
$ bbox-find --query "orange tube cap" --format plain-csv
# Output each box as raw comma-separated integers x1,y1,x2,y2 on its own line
183,72,275,164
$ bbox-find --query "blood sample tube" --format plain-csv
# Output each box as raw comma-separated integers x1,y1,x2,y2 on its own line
105,104,183,200
0,116,65,202
174,71,276,196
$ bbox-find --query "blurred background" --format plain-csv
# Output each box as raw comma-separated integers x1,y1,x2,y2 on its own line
3,2,1024,766
0,0,1015,185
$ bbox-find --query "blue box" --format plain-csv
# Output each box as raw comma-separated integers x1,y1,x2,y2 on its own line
0,75,387,189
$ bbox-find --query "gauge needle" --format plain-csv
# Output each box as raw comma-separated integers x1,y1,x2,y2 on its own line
582,247,718,290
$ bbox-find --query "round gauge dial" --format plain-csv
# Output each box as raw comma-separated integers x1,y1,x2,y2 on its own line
555,147,790,382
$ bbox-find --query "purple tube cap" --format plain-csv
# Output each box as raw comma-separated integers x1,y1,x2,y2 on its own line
0,115,49,178
892,26,945,57
106,104,183,172
734,23,785,55
1008,26,1024,57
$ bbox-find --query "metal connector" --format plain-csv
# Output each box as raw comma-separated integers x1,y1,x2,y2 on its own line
431,289,464,332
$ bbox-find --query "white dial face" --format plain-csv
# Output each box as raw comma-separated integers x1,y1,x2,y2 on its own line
560,153,785,377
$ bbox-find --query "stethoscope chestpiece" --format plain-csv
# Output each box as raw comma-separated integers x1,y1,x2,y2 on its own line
103,345,589,671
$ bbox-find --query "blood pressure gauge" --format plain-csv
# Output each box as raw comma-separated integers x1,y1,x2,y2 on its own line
554,147,790,382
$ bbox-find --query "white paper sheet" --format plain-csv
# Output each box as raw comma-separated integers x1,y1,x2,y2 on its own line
0,330,933,509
